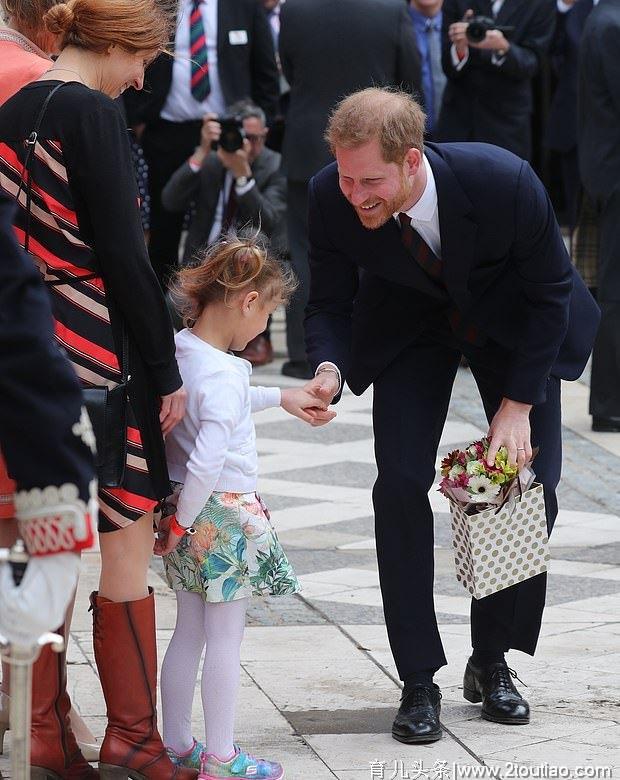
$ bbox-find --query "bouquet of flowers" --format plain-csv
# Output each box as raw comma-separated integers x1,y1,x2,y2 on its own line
439,438,535,513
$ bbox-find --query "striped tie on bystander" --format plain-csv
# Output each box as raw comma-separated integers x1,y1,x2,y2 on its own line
189,0,211,102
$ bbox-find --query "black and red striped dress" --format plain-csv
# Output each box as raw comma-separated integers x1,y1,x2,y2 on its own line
0,81,182,532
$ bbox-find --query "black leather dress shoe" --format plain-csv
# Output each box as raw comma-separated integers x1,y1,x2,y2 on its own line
463,658,530,724
392,683,442,744
592,416,620,433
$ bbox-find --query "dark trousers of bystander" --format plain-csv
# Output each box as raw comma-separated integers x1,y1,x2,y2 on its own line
590,189,620,422
142,118,202,288
371,329,562,681
285,179,311,363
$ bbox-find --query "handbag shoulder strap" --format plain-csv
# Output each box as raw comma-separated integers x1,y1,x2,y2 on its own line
17,81,130,384
19,82,69,253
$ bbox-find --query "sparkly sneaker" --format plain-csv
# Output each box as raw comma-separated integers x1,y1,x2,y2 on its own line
166,737,206,769
198,745,284,779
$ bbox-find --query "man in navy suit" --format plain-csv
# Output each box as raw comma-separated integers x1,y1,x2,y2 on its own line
302,88,599,743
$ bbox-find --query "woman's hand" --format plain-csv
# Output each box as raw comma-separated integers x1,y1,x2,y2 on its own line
160,385,187,435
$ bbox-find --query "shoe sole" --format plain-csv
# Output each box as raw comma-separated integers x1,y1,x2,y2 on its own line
392,730,442,744
481,711,530,725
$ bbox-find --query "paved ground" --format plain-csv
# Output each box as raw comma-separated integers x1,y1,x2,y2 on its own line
1,314,619,779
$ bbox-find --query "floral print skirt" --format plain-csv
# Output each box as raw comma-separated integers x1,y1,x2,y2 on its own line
163,490,300,603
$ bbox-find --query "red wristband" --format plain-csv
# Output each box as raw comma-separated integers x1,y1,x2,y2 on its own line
169,514,188,537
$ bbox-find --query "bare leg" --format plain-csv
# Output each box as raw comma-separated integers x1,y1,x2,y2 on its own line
98,512,154,602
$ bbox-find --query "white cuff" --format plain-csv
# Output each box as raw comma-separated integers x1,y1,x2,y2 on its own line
188,160,202,173
235,178,256,196
451,43,469,71
491,52,507,66
556,0,573,12
264,386,282,408
316,361,342,393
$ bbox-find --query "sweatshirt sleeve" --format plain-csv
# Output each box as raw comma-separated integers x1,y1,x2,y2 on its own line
250,385,281,413
175,372,244,527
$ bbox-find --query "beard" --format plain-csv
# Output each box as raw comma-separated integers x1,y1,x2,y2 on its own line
352,173,412,230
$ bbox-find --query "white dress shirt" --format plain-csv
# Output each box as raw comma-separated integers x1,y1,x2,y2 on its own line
161,0,226,122
166,329,281,526
316,155,441,391
393,154,441,259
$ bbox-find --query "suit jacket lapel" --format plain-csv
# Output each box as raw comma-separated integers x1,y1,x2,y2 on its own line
217,0,226,60
357,217,445,299
425,144,476,312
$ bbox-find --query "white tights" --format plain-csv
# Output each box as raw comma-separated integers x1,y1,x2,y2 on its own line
161,591,248,760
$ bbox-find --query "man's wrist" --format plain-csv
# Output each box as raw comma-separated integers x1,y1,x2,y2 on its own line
501,397,532,414
189,147,207,170
315,362,342,393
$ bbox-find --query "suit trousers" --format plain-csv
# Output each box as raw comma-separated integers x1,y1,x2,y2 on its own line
285,179,310,362
590,189,620,419
371,332,561,680
142,118,202,288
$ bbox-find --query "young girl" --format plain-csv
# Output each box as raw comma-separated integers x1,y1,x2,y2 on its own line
154,234,335,779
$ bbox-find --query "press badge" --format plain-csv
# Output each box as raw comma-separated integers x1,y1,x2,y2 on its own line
229,29,248,45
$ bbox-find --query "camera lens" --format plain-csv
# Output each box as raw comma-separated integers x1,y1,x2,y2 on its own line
466,19,488,44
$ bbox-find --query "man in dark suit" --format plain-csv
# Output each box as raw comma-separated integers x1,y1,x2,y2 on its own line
578,0,620,432
277,0,422,379
302,88,599,743
124,0,280,288
546,0,594,230
162,102,286,364
436,0,556,160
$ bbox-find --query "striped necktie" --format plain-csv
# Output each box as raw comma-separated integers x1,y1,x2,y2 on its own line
190,0,211,102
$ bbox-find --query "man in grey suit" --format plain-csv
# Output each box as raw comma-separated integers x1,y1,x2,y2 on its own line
162,102,286,364
578,0,620,432
278,0,422,379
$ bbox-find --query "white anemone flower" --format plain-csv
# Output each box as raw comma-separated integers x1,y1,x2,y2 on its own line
467,475,501,501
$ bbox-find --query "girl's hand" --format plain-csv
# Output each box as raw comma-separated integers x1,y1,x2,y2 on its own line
153,514,184,556
280,388,337,426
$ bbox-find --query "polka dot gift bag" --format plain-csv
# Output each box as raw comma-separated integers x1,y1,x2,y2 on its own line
439,439,550,600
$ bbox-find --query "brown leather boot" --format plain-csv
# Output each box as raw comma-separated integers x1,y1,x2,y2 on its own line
30,624,98,779
90,590,197,780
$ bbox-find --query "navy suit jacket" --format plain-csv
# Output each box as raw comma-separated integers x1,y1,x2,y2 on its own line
304,143,600,406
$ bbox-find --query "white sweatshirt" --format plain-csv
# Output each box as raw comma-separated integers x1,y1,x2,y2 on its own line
165,329,281,526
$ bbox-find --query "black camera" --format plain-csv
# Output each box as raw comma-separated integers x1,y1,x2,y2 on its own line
211,115,245,153
465,15,515,44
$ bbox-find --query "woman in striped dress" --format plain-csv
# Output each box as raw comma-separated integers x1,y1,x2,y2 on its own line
0,1,196,777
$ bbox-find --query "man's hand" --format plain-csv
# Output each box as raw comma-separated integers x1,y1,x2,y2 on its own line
299,371,341,427
217,140,252,180
153,514,184,556
160,385,187,436
470,29,511,53
0,553,80,646
449,8,474,58
487,398,533,471
280,387,337,426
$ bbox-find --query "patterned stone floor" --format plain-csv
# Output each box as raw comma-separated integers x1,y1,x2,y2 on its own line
1,314,619,779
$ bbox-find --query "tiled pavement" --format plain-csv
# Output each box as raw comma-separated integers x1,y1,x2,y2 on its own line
2,315,619,779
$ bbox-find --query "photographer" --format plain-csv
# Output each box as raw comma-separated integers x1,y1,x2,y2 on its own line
435,0,556,160
162,102,286,364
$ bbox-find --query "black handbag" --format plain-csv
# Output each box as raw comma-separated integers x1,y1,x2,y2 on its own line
17,82,128,487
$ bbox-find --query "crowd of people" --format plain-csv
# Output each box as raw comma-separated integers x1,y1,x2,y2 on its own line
0,0,615,777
